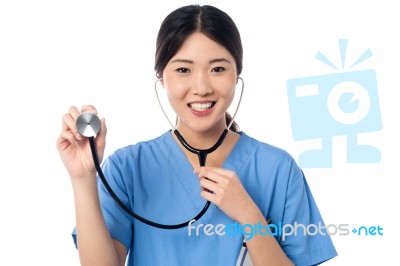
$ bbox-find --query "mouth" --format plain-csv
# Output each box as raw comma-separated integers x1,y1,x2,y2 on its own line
187,101,216,112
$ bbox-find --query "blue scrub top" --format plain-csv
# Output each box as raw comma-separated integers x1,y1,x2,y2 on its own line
72,131,337,265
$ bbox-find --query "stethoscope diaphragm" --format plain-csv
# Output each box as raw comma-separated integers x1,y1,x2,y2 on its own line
76,112,101,137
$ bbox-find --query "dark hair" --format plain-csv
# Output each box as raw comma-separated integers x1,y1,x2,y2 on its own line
154,5,242,132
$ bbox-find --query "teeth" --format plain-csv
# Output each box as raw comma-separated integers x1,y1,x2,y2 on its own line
190,102,213,111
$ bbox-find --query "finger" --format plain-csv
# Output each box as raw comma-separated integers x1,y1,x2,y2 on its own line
67,106,83,140
62,113,82,141
197,168,227,184
95,118,107,148
81,104,98,115
68,106,81,121
200,190,219,205
56,130,78,150
198,166,233,176
199,178,223,194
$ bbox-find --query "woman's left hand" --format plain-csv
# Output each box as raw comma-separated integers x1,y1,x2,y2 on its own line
194,167,259,224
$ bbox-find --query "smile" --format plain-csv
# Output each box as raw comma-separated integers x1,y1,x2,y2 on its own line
188,101,216,111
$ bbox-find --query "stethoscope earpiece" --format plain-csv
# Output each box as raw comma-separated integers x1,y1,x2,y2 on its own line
76,112,101,137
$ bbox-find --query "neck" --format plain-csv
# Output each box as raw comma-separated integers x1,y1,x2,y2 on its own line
175,121,228,150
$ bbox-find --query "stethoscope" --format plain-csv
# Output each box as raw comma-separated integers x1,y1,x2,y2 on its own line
75,77,244,230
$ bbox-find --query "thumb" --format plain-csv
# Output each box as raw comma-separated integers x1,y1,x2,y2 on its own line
95,118,107,150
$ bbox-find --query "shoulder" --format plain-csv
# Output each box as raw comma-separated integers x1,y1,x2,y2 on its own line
238,132,303,187
240,132,297,167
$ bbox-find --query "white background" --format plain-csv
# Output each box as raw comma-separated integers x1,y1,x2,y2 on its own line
1,0,399,265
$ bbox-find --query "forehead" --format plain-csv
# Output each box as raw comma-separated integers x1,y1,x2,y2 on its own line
171,32,234,62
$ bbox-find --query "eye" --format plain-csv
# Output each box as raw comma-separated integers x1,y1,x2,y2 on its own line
211,67,225,73
176,67,190,74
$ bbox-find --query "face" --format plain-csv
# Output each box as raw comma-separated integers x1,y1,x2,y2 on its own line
160,32,238,134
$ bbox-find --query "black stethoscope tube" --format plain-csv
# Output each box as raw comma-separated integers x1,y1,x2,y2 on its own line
89,129,228,229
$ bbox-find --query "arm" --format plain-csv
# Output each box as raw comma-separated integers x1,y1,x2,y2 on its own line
57,105,127,266
72,174,127,266
196,167,293,266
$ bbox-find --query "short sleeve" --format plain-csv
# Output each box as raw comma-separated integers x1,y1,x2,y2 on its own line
72,154,135,252
279,163,337,265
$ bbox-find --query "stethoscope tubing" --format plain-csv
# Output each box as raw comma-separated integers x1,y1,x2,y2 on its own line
88,130,228,229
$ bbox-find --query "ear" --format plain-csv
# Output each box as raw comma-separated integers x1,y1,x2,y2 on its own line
156,72,165,88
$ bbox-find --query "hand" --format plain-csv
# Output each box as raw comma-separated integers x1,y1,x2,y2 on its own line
195,167,260,224
56,105,107,180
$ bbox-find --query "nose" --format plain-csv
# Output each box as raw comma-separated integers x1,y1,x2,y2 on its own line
191,73,213,96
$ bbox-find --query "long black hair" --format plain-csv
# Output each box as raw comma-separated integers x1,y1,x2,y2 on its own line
154,5,243,131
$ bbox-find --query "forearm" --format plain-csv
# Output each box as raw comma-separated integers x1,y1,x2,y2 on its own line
72,175,121,266
240,208,293,266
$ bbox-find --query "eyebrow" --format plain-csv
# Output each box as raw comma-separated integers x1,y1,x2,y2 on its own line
169,58,232,64
210,58,232,64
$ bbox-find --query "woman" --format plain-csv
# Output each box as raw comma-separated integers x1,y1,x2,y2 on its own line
56,5,337,266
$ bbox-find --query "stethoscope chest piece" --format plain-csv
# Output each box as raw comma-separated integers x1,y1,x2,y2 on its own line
76,112,101,137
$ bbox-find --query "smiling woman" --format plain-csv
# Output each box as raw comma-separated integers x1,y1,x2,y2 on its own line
56,4,337,266
160,32,238,138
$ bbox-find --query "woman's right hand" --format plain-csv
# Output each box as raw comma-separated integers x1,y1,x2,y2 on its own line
56,105,107,181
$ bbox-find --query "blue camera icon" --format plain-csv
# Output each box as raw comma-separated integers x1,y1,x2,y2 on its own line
286,69,382,168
